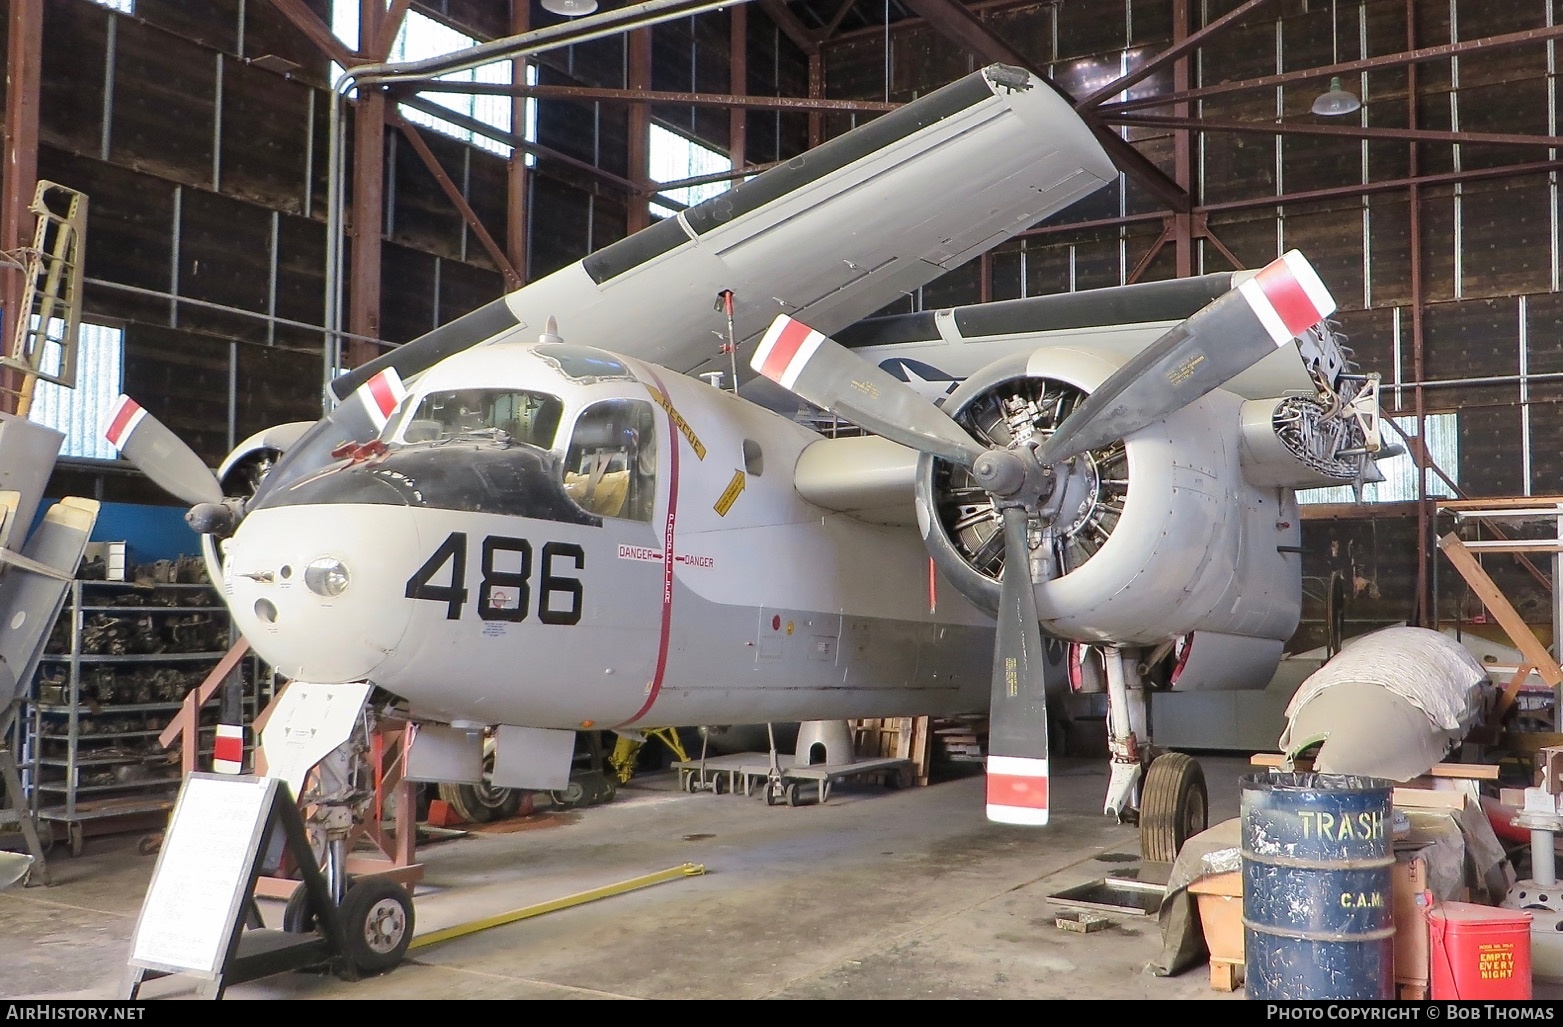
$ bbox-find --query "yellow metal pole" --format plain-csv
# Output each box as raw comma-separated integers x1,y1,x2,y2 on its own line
407,862,706,951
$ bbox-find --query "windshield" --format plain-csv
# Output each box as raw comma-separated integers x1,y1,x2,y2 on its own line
390,388,563,448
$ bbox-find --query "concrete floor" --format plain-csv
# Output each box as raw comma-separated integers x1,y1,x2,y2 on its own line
0,754,1302,1000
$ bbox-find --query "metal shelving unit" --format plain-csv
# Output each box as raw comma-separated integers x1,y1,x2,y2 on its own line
20,580,263,855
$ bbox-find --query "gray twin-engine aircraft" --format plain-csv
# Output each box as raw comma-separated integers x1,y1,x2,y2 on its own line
105,64,1387,857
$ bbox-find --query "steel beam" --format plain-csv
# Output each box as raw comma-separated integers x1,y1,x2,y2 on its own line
899,0,1035,73
1100,23,1563,115
372,0,413,60
1104,112,1563,150
393,116,521,289
347,0,386,370
730,4,748,171
808,51,824,148
627,28,654,234
509,1,530,286
1074,0,1281,111
268,0,358,69
395,95,641,193
758,0,820,54
1407,0,1430,626
408,79,897,114
1,0,42,415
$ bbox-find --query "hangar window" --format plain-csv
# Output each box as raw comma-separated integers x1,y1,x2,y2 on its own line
331,5,537,163
28,320,123,461
562,400,657,522
1297,413,1459,504
650,125,732,219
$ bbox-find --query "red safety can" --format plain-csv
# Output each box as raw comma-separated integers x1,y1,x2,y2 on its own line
1427,901,1533,1000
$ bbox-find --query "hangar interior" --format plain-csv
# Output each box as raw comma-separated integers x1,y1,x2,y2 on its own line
2,0,1563,1002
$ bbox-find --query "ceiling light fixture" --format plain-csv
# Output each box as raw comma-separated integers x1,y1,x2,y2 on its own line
1311,1,1361,117
541,0,599,16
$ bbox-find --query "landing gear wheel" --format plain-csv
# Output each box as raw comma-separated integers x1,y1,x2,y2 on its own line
551,778,588,809
1139,752,1208,865
786,782,803,807
67,823,83,858
284,874,359,934
283,885,319,934
436,753,521,824
340,878,414,975
764,780,782,806
710,775,726,795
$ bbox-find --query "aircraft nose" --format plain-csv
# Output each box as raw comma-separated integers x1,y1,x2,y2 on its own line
221,504,419,683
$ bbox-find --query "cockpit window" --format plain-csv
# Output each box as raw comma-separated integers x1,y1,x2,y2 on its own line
392,389,562,448
534,344,638,385
562,399,657,521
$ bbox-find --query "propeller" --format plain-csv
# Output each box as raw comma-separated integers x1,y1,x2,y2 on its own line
102,367,409,537
102,396,223,507
751,249,1335,826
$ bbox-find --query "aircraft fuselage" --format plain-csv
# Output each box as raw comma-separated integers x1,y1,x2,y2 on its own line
222,340,997,731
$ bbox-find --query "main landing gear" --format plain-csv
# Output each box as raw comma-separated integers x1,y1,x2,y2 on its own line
1094,644,1209,865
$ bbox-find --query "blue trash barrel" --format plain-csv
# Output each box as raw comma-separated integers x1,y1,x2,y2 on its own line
1241,772,1396,1000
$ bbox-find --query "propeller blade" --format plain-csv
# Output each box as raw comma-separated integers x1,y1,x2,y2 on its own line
752,315,988,467
102,396,223,507
1035,249,1336,465
984,505,1056,826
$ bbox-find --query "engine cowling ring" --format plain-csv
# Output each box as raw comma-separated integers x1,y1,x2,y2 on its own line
914,351,1130,620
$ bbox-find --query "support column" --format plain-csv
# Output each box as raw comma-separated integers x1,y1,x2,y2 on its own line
1,0,43,414
508,0,530,285
1408,0,1431,625
729,3,747,172
807,51,824,149
1171,0,1194,276
346,0,386,370
627,28,653,234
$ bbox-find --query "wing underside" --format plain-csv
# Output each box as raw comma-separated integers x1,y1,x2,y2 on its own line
333,64,1117,400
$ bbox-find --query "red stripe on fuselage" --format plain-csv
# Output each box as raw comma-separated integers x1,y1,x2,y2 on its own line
1253,260,1320,339
760,318,812,382
614,369,680,728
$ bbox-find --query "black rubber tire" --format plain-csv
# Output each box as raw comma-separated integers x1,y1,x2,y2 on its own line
1139,752,1208,865
764,782,781,806
340,878,414,975
552,778,587,809
786,782,803,807
283,884,319,934
436,754,521,824
710,775,726,795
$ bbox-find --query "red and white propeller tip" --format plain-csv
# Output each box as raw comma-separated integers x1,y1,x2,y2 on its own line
102,394,149,453
752,315,828,390
102,394,224,507
1238,249,1336,347
356,367,407,432
986,755,1049,826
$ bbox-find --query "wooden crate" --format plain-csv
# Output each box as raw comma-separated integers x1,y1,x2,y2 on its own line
849,717,931,785
1189,871,1244,992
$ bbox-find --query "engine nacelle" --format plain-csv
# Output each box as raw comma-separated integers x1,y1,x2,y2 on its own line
915,346,1303,651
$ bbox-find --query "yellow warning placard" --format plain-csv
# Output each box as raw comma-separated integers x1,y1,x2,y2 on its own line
649,388,706,460
714,471,745,516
